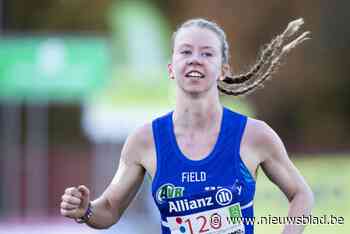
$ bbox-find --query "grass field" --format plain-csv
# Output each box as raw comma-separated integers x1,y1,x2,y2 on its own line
254,155,349,234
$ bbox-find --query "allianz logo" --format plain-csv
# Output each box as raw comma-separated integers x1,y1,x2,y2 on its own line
216,188,233,206
169,196,213,213
168,188,233,213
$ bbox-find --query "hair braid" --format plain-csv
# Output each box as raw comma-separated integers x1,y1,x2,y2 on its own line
221,36,280,84
218,18,311,96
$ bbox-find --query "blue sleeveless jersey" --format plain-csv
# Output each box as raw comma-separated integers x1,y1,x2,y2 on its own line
152,107,256,234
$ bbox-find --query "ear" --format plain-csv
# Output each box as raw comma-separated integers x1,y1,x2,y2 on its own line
168,63,175,80
219,64,231,81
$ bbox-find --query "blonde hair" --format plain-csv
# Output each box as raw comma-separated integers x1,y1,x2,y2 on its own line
172,18,311,96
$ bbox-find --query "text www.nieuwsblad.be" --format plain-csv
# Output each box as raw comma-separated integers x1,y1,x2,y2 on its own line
227,214,345,225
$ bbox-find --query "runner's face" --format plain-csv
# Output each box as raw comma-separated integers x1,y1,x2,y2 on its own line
169,26,223,95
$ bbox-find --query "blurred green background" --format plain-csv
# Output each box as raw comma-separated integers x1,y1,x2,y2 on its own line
0,0,349,233
255,155,349,234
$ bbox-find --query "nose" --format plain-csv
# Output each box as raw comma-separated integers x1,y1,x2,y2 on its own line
186,52,202,66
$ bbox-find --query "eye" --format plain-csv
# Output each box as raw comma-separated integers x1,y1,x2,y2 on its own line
180,50,192,55
202,52,213,57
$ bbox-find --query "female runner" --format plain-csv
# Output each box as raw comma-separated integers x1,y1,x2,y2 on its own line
60,18,314,234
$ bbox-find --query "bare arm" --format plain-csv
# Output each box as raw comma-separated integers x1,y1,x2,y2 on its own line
61,124,153,229
87,142,145,228
248,119,314,234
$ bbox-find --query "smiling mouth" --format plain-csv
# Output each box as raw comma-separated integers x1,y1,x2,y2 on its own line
185,71,205,79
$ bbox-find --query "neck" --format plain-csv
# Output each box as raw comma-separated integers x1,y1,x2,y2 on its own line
173,87,222,130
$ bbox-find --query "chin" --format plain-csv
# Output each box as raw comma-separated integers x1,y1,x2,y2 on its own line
183,86,211,96
178,79,214,96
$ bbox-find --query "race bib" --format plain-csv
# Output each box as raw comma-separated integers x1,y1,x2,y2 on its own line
167,203,245,234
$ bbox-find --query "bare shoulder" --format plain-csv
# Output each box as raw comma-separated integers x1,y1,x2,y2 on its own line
242,117,284,162
127,123,154,150
121,122,155,165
